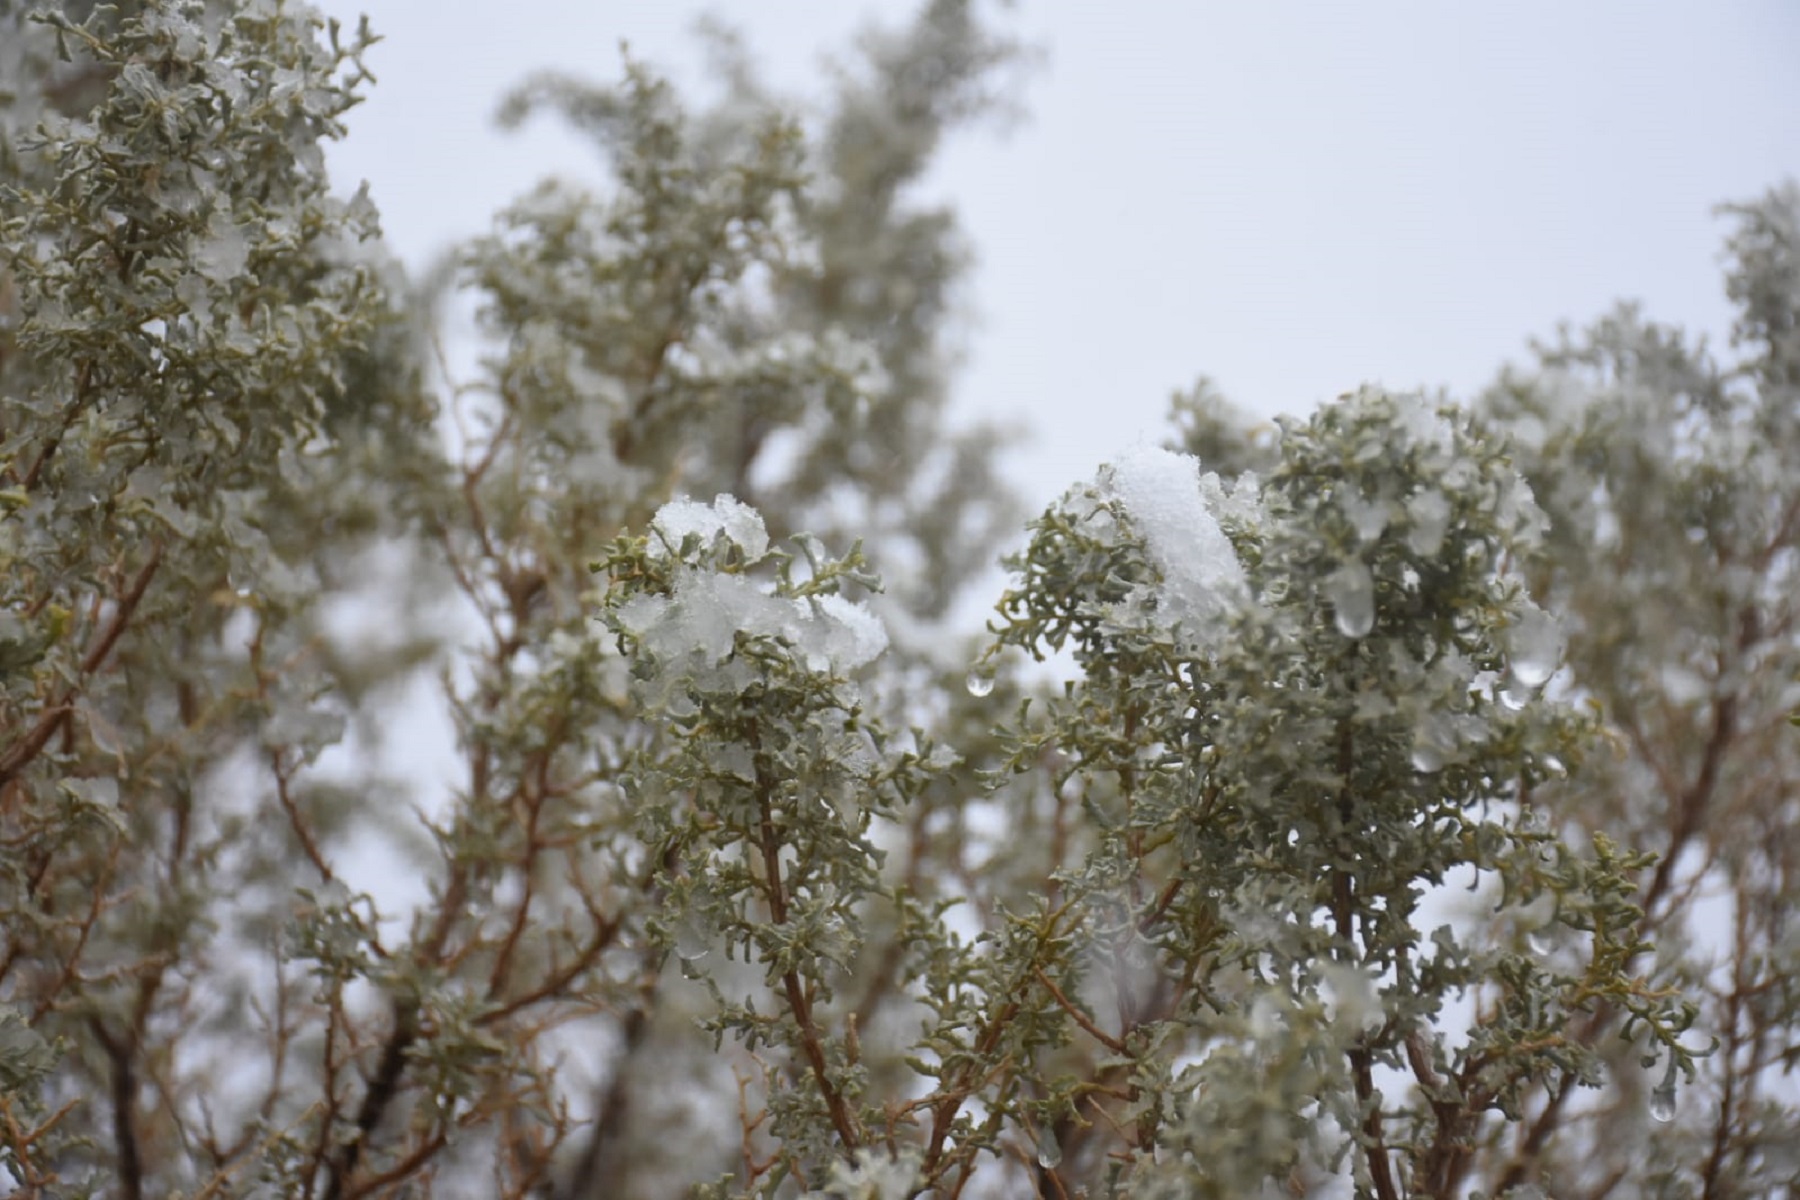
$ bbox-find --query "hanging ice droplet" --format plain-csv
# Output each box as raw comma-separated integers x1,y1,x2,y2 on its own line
1034,1127,1063,1170
1326,560,1376,639
673,914,711,964
1507,603,1564,688
1649,1057,1679,1123
1411,711,1457,773
965,667,995,697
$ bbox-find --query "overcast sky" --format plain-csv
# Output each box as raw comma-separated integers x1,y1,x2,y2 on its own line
319,1,1800,515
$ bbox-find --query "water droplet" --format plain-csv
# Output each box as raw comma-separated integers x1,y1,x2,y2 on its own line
1526,930,1551,956
1340,489,1389,543
1411,745,1444,773
1508,603,1564,688
1649,1057,1679,1123
1649,1082,1677,1123
673,915,710,964
1034,1128,1063,1170
1406,489,1451,556
1326,560,1375,639
1499,677,1531,710
965,668,994,697
1411,711,1458,773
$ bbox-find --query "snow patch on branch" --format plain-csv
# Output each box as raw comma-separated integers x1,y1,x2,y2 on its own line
1103,445,1252,652
621,497,888,678
649,494,770,561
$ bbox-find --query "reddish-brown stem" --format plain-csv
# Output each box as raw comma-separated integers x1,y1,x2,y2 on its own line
0,540,164,788
1034,966,1125,1055
1332,720,1399,1200
752,767,862,1152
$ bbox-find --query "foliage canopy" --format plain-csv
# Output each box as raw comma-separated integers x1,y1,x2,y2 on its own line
1,2,1795,1198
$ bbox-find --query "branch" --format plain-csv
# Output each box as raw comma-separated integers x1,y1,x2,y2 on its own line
89,1017,144,1200
1332,720,1399,1200
0,540,164,789
1033,966,1124,1055
322,1003,419,1200
753,767,862,1152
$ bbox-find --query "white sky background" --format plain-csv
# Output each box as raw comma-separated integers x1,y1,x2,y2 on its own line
318,0,1800,518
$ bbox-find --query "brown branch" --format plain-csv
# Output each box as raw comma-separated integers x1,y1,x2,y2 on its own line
1698,896,1753,1199
551,960,658,1200
1407,1029,1474,1197
752,765,861,1152
89,1017,144,1200
322,1003,420,1200
342,1129,449,1199
485,779,547,998
0,1094,81,1195
918,995,1026,1186
29,839,120,1020
0,540,164,789
1641,692,1736,915
1033,966,1125,1055
1331,719,1399,1200
269,749,334,883
14,363,89,492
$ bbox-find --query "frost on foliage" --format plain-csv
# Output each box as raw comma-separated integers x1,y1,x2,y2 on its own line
649,494,771,561
615,570,887,678
617,497,887,680
1102,445,1253,651
797,1148,921,1200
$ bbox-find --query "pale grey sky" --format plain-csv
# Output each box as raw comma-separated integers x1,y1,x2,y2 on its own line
321,1,1800,514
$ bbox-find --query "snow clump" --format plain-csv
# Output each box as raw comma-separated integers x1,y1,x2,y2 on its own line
1102,445,1252,652
649,494,770,561
619,497,887,678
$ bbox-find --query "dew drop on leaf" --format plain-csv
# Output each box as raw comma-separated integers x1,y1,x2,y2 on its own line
1034,1127,1062,1169
965,668,994,697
